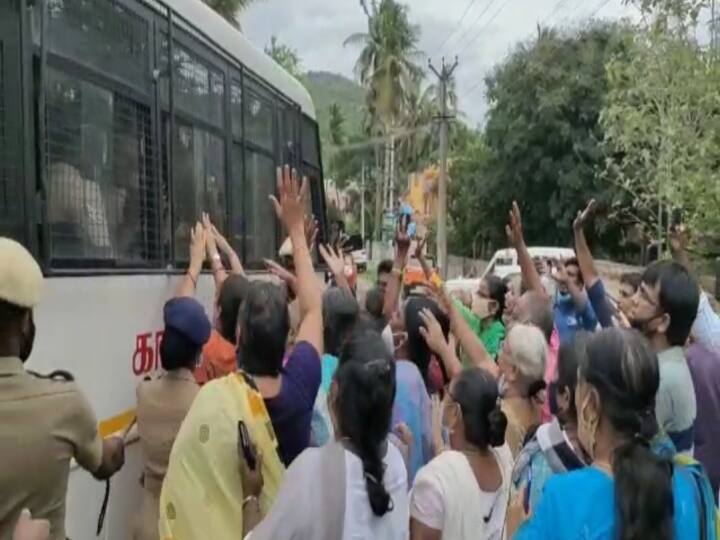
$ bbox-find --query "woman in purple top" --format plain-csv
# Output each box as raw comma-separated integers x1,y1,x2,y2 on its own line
238,166,324,466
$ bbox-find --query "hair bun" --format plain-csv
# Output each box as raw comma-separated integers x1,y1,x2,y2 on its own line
487,404,507,447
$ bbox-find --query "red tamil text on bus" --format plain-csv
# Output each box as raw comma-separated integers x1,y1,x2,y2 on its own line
132,331,164,375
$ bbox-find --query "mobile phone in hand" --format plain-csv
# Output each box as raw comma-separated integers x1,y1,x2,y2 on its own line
238,421,257,470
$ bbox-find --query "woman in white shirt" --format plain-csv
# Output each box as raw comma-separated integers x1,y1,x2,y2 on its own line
410,367,513,540
242,326,409,540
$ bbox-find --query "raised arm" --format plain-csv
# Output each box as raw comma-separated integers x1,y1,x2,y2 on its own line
507,201,545,296
573,200,600,288
671,225,720,350
319,244,351,293
203,213,229,291
211,221,245,278
270,166,323,354
177,222,206,298
418,308,462,380
383,220,411,322
435,286,499,379
669,224,693,272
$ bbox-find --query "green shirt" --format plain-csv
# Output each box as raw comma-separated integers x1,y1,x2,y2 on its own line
453,299,506,360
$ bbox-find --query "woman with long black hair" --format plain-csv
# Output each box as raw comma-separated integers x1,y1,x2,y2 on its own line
241,326,409,540
511,328,712,539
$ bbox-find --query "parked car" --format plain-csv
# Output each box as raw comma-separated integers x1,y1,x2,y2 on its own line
482,247,576,280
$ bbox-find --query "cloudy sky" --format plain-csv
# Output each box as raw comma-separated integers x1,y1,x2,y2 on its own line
241,0,640,125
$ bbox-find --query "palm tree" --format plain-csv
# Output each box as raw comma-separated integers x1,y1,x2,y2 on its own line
203,0,262,27
345,0,424,237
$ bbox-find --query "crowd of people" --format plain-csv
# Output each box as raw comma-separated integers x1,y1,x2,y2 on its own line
0,166,719,540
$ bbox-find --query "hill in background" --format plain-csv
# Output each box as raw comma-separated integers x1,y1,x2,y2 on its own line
301,71,366,152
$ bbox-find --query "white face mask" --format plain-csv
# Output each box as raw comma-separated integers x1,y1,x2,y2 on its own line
472,295,492,319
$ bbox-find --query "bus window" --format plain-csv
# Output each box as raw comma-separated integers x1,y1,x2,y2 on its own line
0,10,27,243
169,122,226,262
172,43,225,129
244,149,276,262
245,89,274,152
301,116,320,167
44,68,158,265
44,0,150,93
278,103,299,167
230,80,243,140
230,144,244,256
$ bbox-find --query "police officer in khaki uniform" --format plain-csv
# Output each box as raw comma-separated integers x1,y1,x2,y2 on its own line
0,238,125,540
132,296,211,540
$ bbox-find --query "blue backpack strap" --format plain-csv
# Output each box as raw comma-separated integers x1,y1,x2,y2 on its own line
674,456,719,540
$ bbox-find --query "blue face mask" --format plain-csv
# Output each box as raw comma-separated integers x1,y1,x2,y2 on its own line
556,291,572,304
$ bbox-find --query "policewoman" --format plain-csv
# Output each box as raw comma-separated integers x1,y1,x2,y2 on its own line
133,296,211,540
0,238,125,540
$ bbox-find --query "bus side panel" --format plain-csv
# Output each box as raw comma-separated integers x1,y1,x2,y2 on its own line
30,275,215,540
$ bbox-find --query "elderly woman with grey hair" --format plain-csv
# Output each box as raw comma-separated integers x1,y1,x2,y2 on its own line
496,324,547,457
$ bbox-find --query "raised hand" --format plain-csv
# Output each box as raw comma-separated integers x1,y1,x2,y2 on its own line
270,166,308,235
669,223,688,255
418,307,449,356
202,212,219,259
319,244,345,277
190,222,207,267
505,201,525,248
264,258,298,296
573,199,596,231
550,259,570,285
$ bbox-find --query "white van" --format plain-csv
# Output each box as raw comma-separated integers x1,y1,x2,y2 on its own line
482,247,577,280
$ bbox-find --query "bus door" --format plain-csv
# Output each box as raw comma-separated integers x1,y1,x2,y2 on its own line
0,0,31,246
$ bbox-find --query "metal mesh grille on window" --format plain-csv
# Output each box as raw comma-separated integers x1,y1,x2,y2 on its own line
44,68,159,264
0,43,23,242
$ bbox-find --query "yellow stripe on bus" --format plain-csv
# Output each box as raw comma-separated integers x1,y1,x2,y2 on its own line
98,408,136,438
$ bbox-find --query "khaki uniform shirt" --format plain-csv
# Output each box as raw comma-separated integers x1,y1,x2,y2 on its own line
0,357,102,540
133,370,198,540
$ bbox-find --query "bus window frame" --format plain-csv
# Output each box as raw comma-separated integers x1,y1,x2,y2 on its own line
22,0,325,274
38,0,161,270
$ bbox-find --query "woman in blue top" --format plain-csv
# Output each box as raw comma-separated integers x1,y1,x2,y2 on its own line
511,328,703,540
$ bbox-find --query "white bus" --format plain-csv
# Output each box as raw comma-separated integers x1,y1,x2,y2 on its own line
0,0,327,537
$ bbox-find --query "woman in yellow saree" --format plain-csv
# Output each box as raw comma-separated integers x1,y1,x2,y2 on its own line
158,371,285,540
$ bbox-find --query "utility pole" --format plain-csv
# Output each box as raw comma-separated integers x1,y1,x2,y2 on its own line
429,56,459,280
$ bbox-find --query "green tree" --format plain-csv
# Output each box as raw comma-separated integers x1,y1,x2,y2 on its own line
345,0,424,237
203,0,262,27
449,23,634,257
328,103,346,146
602,1,720,256
264,36,303,78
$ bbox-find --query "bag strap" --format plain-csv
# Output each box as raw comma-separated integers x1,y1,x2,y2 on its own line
319,442,347,540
